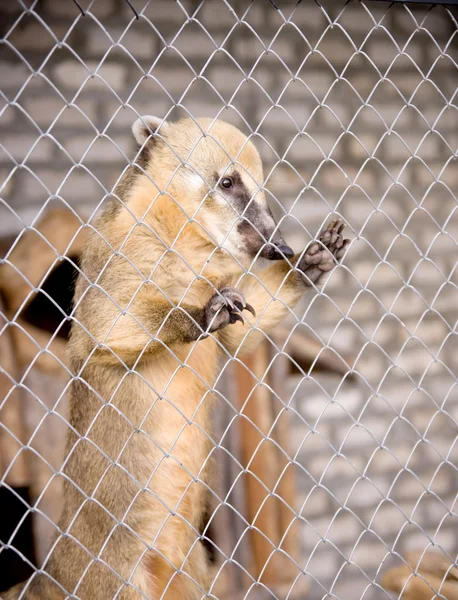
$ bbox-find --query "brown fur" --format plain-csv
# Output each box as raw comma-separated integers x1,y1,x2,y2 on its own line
3,117,349,600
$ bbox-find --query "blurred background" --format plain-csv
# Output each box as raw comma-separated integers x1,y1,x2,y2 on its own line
0,1,457,599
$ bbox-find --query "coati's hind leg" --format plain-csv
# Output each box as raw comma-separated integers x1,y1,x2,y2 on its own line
148,539,209,600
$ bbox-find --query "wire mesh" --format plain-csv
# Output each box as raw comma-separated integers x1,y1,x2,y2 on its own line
0,1,457,599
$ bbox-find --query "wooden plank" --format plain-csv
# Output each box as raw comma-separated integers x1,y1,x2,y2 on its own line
269,349,301,571
234,342,284,584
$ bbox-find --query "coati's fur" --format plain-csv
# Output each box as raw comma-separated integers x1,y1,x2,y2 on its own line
3,116,349,600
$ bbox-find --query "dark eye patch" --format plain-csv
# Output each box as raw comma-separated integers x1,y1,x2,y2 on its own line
212,171,279,253
214,170,252,214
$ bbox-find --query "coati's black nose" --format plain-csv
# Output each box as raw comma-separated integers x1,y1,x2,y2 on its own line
261,241,294,261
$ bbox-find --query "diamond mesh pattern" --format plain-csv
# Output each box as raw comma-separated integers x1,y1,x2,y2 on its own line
1,1,457,599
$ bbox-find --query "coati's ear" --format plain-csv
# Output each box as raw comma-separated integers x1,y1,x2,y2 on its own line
132,115,169,146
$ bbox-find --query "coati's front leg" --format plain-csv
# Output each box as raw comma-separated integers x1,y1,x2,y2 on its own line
91,286,255,365
205,286,255,331
217,218,350,356
298,219,348,285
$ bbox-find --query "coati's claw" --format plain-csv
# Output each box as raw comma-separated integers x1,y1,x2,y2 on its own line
205,287,256,332
244,303,256,317
298,218,350,285
230,312,245,325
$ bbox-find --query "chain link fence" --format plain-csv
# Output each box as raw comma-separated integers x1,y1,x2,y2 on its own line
1,0,458,599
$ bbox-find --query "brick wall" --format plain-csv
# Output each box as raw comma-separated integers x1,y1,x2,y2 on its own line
1,1,457,599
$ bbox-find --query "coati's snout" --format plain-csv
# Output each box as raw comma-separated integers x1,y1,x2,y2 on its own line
131,114,294,261
259,238,295,261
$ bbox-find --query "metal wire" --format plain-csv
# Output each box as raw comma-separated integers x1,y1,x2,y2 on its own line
0,0,457,599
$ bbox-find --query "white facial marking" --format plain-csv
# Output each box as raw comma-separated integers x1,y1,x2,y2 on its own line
185,169,205,192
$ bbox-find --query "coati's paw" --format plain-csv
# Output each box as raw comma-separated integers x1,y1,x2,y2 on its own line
205,287,256,332
298,219,350,285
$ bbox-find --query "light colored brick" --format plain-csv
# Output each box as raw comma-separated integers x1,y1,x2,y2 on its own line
1,135,54,162
283,71,334,99
403,527,456,553
0,60,33,88
0,206,38,236
432,297,458,320
53,61,125,92
139,1,191,22
180,99,227,121
394,75,437,99
302,456,332,481
360,104,413,129
198,1,237,27
336,7,377,35
21,97,65,128
299,487,330,517
391,289,428,320
0,170,14,199
316,397,356,424
318,38,360,68
300,544,338,579
350,539,390,570
265,164,305,197
340,422,388,451
173,28,218,59
408,318,448,346
7,22,68,52
368,39,422,69
104,101,170,129
86,28,117,57
234,37,269,62
319,103,350,129
347,72,384,97
346,291,384,321
348,134,380,158
22,97,98,129
206,66,254,97
258,104,312,132
368,448,405,472
368,504,409,536
291,423,332,454
368,263,404,288
393,473,427,501
64,135,132,163
321,455,362,481
286,134,336,162
312,513,363,546
422,105,458,130
148,66,196,95
397,9,451,36
57,171,105,204
350,260,384,286
268,36,297,65
331,575,375,600
371,320,409,351
199,0,266,27
289,2,326,28
428,467,456,498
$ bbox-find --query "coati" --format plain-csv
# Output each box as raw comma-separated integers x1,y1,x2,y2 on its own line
3,116,349,600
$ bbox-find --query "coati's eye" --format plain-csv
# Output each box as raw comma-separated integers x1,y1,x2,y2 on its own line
221,177,233,189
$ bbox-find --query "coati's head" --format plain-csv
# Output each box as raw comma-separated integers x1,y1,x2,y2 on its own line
132,115,293,262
